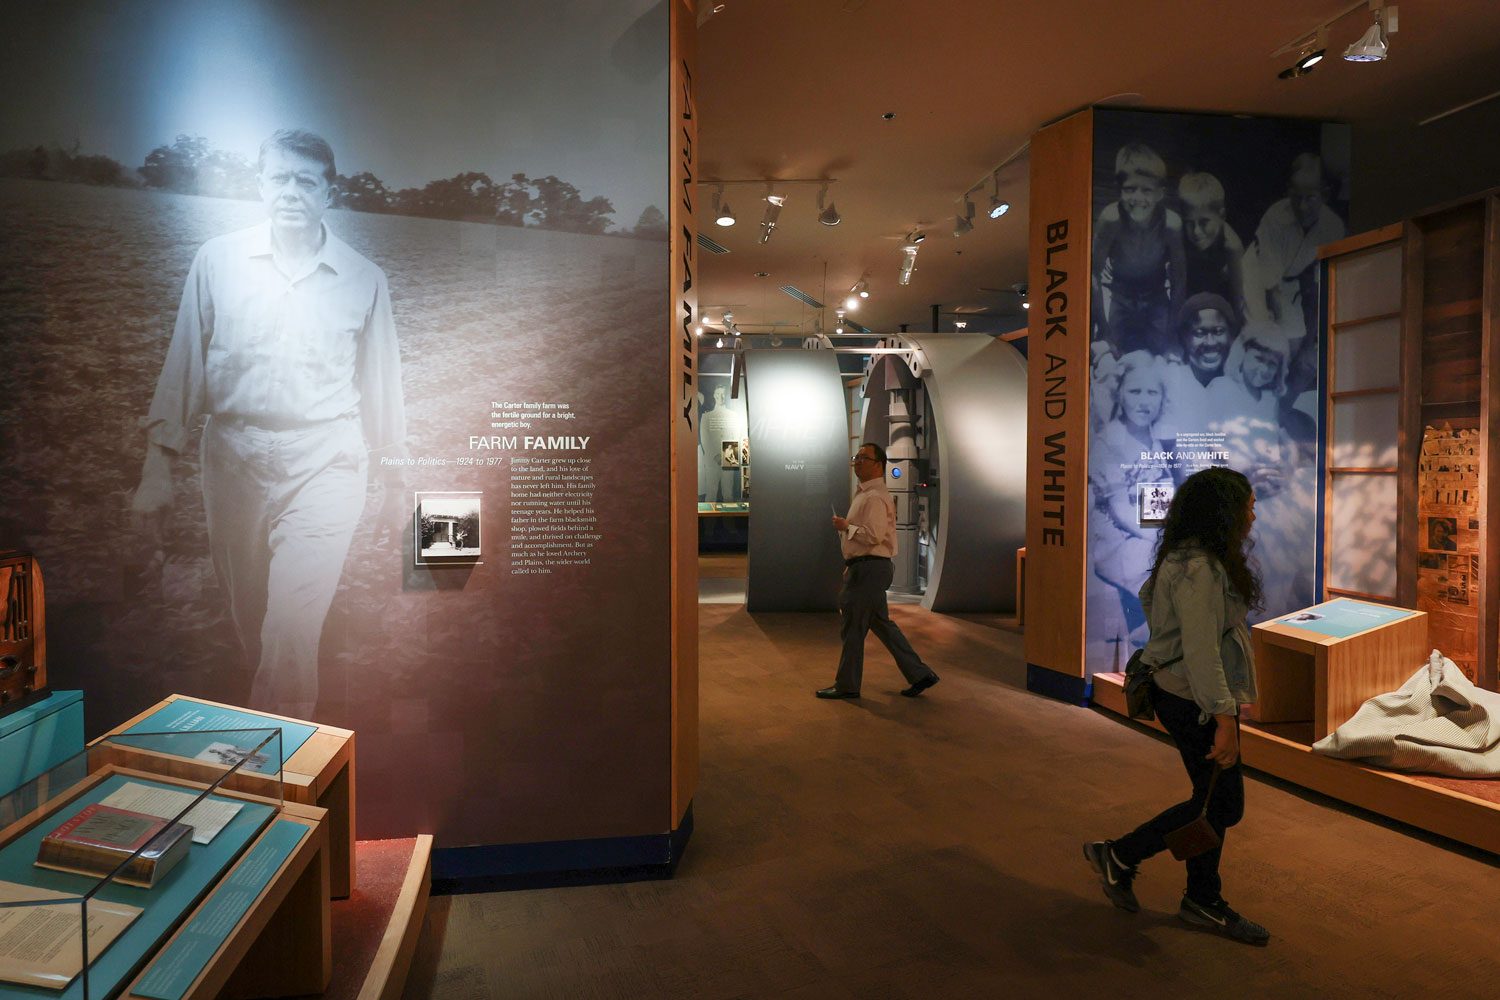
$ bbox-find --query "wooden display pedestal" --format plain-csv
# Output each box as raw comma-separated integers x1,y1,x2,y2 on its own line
1091,598,1500,855
93,696,357,899
1249,599,1429,740
130,793,332,1000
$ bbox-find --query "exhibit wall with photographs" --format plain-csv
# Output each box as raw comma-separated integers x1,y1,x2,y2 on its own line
0,0,682,848
1083,108,1349,672
697,362,750,504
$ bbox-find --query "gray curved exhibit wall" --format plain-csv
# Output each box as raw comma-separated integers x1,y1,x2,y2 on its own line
906,335,1029,613
743,350,851,611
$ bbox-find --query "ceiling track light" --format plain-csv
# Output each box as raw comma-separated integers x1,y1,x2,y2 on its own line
988,180,1011,220
714,184,736,228
1274,2,1397,79
759,189,784,244
898,245,918,286
953,199,975,238
817,183,841,226
1279,26,1328,77
906,230,926,244
1345,2,1395,62
854,278,870,299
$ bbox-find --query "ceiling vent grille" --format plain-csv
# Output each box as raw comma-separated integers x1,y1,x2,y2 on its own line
779,285,824,308
697,232,731,254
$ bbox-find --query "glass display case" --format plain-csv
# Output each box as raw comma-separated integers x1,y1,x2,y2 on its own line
0,729,283,998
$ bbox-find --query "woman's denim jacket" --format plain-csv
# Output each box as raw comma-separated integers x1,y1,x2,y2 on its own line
1137,547,1258,722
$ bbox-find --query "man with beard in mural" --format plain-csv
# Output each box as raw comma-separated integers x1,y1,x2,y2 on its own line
131,128,407,718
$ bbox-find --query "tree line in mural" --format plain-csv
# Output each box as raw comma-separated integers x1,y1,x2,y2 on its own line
0,135,668,239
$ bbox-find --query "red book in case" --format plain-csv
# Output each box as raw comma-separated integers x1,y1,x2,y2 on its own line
35,803,192,888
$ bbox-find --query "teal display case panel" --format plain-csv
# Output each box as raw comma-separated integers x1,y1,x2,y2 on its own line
133,819,307,1000
1276,598,1418,639
0,773,274,1000
122,700,317,772
0,691,83,799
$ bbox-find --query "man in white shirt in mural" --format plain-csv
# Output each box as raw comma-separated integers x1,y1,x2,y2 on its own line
131,128,407,717
818,442,940,700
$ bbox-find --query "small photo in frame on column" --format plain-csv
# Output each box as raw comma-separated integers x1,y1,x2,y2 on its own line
415,491,483,565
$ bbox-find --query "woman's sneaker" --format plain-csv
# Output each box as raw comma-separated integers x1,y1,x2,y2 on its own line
1082,841,1139,912
1178,896,1271,945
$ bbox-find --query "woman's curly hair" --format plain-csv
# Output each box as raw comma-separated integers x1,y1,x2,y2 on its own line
1147,466,1262,611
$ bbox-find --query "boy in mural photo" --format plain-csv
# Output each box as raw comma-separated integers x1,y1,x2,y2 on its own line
1206,322,1292,491
1091,143,1186,358
1178,172,1246,321
131,129,408,718
1245,153,1346,359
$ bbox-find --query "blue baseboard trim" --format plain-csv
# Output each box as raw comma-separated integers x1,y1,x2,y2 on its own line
1026,664,1092,706
431,802,694,895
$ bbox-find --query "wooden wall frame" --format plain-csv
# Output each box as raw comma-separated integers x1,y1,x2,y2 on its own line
1326,187,1500,690
1319,226,1404,606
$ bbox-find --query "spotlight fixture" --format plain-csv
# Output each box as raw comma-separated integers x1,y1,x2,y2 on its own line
986,170,1011,219
695,325,704,335
854,279,870,299
711,185,736,227
715,337,724,348
1279,27,1327,78
954,321,967,331
953,199,975,238
759,192,785,244
817,183,841,226
898,244,919,286
1016,283,1030,310
844,296,860,311
907,230,926,244
1344,4,1394,62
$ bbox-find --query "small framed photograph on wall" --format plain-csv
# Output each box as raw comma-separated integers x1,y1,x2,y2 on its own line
415,491,483,566
1138,482,1174,525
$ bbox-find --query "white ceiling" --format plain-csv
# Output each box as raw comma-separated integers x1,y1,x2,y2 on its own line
695,0,1500,337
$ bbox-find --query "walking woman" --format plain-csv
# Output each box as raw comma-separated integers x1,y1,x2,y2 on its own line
1084,467,1270,945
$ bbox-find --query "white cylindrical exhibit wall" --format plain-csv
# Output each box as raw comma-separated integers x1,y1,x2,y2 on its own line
906,335,1028,613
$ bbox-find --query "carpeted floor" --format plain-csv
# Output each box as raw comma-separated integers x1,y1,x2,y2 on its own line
402,569,1500,999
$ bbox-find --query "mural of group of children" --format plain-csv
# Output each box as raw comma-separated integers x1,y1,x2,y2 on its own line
1085,109,1350,669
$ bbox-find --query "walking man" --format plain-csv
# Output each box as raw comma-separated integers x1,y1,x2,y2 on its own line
818,442,940,700
132,128,407,717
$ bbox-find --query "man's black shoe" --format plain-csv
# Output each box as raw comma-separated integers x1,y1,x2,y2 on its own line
815,687,859,699
900,674,940,698
1082,840,1140,913
1178,896,1271,945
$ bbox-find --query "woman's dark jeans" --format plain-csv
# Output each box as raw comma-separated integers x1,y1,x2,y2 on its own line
1112,684,1245,904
